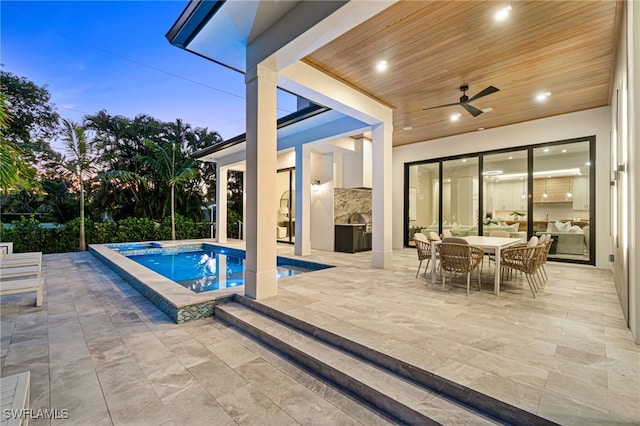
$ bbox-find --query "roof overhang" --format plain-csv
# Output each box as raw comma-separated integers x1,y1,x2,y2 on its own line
193,104,369,163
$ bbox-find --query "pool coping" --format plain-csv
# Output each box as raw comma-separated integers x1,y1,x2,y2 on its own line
90,240,240,323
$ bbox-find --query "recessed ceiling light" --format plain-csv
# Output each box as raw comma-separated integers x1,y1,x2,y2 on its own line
450,113,461,122
376,60,388,72
482,107,493,113
543,148,550,152
586,161,591,166
462,159,467,163
562,149,567,153
403,126,413,131
482,170,503,176
477,127,485,131
508,156,513,160
536,91,552,102
494,5,512,22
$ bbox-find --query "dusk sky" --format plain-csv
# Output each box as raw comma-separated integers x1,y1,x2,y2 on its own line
1,1,298,149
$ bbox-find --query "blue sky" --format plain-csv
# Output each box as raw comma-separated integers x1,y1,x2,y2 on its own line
1,1,298,147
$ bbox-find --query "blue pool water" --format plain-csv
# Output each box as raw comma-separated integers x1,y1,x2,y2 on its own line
112,244,332,293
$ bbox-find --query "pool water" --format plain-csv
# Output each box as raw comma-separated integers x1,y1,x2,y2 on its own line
123,245,331,293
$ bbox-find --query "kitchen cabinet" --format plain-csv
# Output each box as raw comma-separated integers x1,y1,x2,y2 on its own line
335,224,371,253
493,181,527,211
533,177,572,203
572,176,590,210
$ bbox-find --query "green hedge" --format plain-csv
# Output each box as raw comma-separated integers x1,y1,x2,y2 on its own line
0,215,214,254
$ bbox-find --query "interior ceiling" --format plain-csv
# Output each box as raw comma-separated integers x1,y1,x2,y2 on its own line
303,1,622,147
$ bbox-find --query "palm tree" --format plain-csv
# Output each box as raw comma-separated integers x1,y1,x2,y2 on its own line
60,119,94,251
137,139,198,240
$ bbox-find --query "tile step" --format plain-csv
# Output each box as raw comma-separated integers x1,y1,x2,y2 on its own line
216,300,504,425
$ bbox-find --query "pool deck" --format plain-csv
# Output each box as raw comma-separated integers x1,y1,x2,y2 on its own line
1,239,639,425
90,242,241,323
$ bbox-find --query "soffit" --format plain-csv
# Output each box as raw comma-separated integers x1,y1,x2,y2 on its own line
303,1,623,147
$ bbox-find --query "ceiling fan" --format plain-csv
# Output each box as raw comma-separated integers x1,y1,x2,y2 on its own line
423,85,499,117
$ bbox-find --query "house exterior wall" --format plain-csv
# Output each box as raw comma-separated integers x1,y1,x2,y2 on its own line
392,107,612,270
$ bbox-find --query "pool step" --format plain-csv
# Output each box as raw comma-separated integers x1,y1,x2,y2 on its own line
217,300,509,425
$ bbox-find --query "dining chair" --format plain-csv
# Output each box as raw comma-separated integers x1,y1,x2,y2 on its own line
442,237,467,244
413,232,432,278
438,242,484,295
500,243,546,297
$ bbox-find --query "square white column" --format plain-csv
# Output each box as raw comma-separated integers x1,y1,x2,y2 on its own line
244,64,278,299
295,144,311,256
371,123,393,268
216,164,228,243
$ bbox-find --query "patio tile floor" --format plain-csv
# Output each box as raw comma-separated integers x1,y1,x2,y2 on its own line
1,243,638,425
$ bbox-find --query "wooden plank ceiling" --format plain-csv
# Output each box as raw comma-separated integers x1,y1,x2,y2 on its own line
303,1,622,147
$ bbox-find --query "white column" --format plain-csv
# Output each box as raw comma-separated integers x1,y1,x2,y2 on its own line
371,122,393,268
216,164,228,243
244,63,278,299
295,144,311,256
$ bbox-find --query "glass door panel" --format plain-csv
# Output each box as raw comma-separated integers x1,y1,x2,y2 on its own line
442,157,478,237
407,162,439,245
276,168,295,244
482,150,528,237
532,141,591,261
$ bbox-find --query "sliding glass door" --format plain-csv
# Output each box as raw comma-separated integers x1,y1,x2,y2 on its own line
404,137,594,265
482,150,528,237
406,162,439,246
532,141,591,261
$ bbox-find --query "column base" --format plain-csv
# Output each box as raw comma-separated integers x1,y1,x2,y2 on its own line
244,269,278,300
371,249,393,269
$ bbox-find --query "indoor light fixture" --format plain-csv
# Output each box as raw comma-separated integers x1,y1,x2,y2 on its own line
542,179,548,199
312,179,321,186
376,60,388,72
450,113,461,122
403,126,413,131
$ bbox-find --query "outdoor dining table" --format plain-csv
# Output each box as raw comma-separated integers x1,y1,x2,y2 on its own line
430,235,524,295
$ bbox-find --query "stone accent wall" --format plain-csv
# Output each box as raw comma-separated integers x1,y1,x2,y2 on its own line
334,188,372,224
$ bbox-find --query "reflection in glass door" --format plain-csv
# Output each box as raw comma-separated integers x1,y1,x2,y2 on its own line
532,141,591,262
406,162,439,246
276,168,295,244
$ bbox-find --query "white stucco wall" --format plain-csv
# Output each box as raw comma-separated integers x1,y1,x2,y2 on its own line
392,107,612,269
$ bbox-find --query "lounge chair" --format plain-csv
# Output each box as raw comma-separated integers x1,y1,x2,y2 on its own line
0,253,42,268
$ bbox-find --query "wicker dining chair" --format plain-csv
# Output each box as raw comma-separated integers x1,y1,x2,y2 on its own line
500,244,546,297
413,232,432,278
438,242,484,295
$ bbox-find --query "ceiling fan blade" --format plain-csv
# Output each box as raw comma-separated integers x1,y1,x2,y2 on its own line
461,103,483,117
467,85,499,102
423,102,460,111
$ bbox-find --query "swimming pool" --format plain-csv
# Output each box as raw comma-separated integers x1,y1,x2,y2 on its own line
109,243,333,293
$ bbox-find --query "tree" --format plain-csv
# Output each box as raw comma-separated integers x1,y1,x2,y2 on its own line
0,71,60,168
137,138,198,240
0,92,35,192
60,119,95,251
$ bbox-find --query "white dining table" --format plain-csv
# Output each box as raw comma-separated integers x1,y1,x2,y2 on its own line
430,236,524,295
